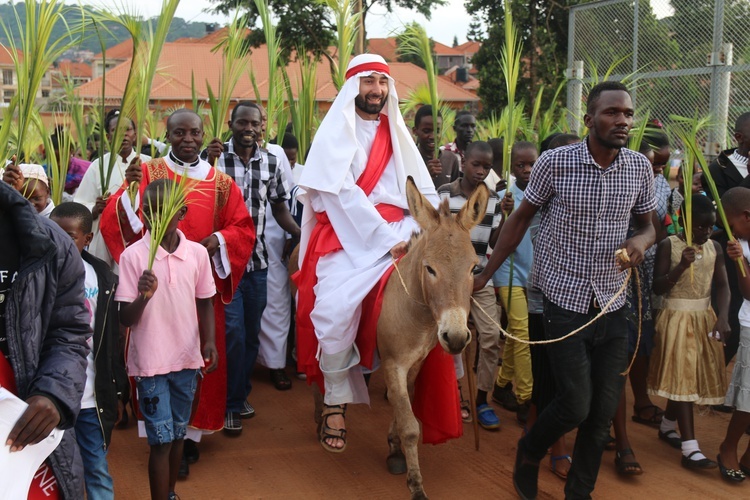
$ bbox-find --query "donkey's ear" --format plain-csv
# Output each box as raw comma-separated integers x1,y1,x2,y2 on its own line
456,182,488,231
406,176,439,232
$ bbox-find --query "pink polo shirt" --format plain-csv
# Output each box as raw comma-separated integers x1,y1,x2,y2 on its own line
116,229,216,377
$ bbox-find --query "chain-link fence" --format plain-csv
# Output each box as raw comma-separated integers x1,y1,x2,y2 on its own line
566,0,750,156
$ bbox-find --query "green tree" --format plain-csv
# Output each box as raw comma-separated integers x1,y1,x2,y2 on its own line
396,22,434,69
452,34,458,47
466,17,482,42
209,0,447,62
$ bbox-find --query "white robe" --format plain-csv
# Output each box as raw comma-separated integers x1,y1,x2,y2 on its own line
303,116,438,404
257,143,294,369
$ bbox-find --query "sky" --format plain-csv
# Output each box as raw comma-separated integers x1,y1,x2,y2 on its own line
79,0,475,47
77,1,675,47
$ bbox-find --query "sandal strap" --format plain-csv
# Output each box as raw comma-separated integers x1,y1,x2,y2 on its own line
321,404,347,418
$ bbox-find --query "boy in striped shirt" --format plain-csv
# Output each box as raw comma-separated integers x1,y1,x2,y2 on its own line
438,141,503,430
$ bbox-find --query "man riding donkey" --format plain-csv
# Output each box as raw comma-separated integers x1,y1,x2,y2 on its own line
294,54,450,452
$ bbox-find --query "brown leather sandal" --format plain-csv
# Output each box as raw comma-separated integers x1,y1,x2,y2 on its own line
319,404,347,453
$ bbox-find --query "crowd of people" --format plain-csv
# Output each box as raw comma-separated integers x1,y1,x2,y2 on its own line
3,52,750,500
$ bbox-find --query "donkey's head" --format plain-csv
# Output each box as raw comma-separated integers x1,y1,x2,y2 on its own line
406,177,489,355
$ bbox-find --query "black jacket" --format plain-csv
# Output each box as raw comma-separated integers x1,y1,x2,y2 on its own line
708,148,744,199
1,182,89,499
81,250,128,448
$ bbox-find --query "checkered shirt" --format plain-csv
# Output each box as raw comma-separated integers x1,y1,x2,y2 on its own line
525,140,656,314
214,139,290,270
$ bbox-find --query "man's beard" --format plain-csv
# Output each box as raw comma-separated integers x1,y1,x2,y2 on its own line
354,93,387,115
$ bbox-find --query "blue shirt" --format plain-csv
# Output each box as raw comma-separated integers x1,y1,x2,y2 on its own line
493,183,537,288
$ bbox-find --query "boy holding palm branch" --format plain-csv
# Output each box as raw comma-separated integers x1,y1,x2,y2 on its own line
117,179,218,500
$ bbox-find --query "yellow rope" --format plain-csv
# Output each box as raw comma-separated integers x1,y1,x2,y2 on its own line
391,252,643,376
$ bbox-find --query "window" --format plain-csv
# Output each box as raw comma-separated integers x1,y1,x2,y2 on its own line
3,89,14,104
42,90,49,98
2,69,13,86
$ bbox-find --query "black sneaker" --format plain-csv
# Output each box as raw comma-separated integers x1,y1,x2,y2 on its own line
513,438,539,500
223,412,242,435
516,401,531,425
183,439,199,464
239,401,255,419
178,455,189,479
492,383,520,412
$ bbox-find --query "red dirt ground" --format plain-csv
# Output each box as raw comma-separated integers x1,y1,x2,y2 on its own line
108,354,746,500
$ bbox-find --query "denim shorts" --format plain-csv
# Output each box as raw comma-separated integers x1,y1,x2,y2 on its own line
135,369,199,446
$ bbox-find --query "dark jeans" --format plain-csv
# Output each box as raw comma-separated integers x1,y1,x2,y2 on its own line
522,297,628,499
225,269,268,413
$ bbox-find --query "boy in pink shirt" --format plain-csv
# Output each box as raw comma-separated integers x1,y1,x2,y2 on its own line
117,179,218,500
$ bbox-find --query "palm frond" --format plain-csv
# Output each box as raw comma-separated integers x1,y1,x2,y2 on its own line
499,0,523,182
1,0,79,162
323,0,360,91
254,0,286,142
284,50,318,161
671,114,745,276
205,11,251,145
398,24,440,158
628,111,651,152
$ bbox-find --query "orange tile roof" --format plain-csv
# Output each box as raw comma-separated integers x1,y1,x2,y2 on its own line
455,40,482,55
174,26,253,45
94,39,133,60
57,60,92,78
76,42,479,104
366,38,399,62
0,44,22,65
433,41,463,56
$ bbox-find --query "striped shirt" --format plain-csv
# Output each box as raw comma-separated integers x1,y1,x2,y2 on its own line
525,140,656,314
213,139,290,271
438,179,502,272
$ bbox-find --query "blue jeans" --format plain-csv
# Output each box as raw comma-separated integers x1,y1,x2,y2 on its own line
75,408,114,500
225,269,268,412
135,369,199,446
522,298,628,499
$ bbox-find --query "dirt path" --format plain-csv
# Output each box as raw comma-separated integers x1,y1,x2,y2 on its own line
108,359,745,499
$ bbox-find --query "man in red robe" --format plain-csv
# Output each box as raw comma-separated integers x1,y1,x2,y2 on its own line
99,109,254,463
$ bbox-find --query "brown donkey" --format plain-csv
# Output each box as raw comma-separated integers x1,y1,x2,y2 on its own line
378,177,488,499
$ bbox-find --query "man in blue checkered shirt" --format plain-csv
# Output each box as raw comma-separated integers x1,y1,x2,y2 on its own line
475,81,656,499
205,101,301,436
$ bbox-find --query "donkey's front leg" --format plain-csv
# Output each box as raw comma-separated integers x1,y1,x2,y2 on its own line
384,362,428,500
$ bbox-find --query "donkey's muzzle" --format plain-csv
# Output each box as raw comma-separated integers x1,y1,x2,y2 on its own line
440,329,471,355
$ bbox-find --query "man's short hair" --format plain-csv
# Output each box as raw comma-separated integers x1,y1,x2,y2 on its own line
487,138,503,158
166,109,202,131
50,202,93,234
415,105,441,128
231,101,262,122
454,110,474,125
735,112,750,133
540,133,562,153
465,140,492,158
586,81,630,114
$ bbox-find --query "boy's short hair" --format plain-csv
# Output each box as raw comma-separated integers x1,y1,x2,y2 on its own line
144,179,177,201
50,201,93,234
646,130,669,149
722,187,750,215
465,140,493,158
281,132,298,150
548,134,580,150
414,105,439,128
511,141,537,157
454,110,474,125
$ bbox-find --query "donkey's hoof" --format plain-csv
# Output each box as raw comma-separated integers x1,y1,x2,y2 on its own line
386,453,407,475
410,491,428,500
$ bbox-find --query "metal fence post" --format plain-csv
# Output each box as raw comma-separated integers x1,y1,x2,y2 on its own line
567,61,584,135
706,0,727,156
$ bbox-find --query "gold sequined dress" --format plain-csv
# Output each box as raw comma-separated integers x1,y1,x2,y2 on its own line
647,235,727,404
